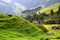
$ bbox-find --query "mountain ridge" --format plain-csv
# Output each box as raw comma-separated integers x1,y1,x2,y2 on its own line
37,3,60,14
21,6,42,17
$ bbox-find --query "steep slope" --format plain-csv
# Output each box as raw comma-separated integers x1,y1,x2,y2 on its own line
0,14,45,40
37,3,60,14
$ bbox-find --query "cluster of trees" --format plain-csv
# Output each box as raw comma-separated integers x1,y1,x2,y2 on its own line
25,6,60,24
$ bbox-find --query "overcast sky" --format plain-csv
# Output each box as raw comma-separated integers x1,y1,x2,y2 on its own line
0,0,60,9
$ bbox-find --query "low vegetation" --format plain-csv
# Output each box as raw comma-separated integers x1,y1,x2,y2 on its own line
25,3,60,24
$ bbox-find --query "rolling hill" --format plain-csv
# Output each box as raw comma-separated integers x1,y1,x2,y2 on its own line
0,14,60,40
0,14,45,40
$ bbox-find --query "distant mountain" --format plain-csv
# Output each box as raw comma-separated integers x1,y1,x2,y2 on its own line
37,3,60,14
22,6,42,17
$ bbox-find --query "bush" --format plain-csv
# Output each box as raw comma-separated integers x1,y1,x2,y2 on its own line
56,37,60,39
45,38,50,40
40,38,44,40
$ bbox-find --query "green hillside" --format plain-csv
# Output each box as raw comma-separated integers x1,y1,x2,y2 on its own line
0,14,60,40
0,14,45,40
37,3,60,14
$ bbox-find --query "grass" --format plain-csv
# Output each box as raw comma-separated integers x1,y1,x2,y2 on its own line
43,24,60,37
0,14,60,40
0,14,45,40
37,3,60,14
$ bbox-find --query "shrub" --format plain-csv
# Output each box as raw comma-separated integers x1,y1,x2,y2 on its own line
56,37,60,39
40,38,44,40
45,38,50,40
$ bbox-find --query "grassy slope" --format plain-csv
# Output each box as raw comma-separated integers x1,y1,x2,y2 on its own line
0,14,60,40
36,3,60,39
37,3,60,14
0,14,45,40
43,24,60,36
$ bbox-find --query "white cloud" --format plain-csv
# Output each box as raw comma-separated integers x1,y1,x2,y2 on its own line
46,0,49,2
40,5,45,8
14,2,26,11
3,0,11,3
12,2,27,15
0,3,6,6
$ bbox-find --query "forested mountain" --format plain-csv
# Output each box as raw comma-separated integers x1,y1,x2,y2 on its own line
25,3,60,24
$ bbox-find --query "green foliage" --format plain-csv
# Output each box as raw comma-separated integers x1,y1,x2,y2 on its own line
0,14,9,18
56,37,60,39
45,38,50,40
37,3,60,14
0,14,45,40
25,3,60,24
40,38,44,40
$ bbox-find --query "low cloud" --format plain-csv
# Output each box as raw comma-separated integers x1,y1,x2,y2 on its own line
14,2,27,11
0,3,6,6
46,0,49,2
12,2,27,15
3,0,11,3
40,4,45,8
